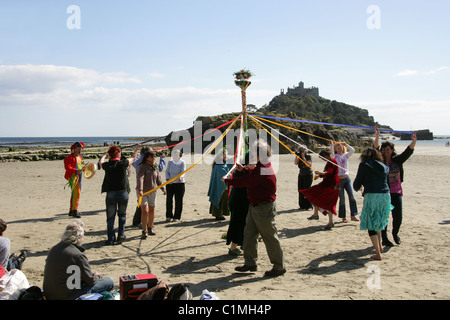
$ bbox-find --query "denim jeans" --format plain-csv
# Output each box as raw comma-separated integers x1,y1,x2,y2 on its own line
79,276,115,297
338,177,358,218
105,191,128,243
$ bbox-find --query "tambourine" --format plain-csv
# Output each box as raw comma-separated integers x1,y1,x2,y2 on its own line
83,162,97,179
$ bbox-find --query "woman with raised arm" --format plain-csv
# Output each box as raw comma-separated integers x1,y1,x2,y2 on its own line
374,128,416,246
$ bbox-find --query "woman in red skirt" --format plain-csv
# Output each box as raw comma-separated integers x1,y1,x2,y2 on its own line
300,149,340,230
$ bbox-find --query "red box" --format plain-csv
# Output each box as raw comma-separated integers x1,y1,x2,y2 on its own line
119,273,158,300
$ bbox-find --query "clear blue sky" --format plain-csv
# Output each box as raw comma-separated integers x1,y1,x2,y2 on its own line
1,0,449,137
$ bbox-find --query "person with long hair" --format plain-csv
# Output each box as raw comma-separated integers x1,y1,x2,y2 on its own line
137,151,166,238
331,142,359,222
300,148,340,230
374,128,416,246
353,147,392,260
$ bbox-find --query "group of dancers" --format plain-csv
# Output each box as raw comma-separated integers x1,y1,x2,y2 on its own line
296,128,416,260
63,128,416,270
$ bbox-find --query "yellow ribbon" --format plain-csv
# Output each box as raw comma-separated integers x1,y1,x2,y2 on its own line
248,115,317,174
251,115,341,144
137,113,241,207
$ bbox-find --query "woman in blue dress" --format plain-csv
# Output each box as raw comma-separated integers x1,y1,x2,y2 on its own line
208,150,233,220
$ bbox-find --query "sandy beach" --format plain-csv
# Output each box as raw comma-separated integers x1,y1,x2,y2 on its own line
1,144,449,300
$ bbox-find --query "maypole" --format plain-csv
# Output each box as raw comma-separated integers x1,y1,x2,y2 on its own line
233,69,254,159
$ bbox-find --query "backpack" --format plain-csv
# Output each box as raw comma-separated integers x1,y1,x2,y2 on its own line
137,281,169,300
167,283,192,300
18,286,44,300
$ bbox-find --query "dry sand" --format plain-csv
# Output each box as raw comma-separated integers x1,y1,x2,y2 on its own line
1,144,449,300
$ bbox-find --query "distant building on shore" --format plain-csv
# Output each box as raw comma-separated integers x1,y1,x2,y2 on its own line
280,81,319,98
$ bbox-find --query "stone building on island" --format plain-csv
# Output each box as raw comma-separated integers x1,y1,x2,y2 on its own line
280,81,319,98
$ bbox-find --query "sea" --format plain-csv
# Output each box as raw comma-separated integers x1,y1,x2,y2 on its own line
0,135,449,147
0,136,165,147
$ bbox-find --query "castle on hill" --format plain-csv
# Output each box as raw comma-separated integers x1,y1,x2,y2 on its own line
280,81,319,98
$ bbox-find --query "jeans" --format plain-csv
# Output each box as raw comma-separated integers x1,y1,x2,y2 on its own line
79,276,115,297
338,177,358,218
105,191,128,243
6,255,21,271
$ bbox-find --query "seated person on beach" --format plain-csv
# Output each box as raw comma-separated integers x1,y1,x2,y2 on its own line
43,220,114,300
0,218,27,271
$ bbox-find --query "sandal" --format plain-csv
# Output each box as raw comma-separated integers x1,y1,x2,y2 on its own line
342,218,348,223
228,248,241,256
323,223,334,230
351,216,360,221
307,215,319,220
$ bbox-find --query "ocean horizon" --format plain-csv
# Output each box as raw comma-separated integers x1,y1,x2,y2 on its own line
0,136,165,147
1,135,450,148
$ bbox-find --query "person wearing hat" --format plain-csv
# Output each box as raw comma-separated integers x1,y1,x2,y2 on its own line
64,142,85,218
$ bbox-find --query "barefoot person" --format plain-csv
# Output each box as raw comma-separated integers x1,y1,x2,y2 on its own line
353,147,392,260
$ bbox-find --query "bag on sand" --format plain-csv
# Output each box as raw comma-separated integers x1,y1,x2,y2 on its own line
18,286,44,300
167,283,193,300
132,206,141,226
137,281,169,300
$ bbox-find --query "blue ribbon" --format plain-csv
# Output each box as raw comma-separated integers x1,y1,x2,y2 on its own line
249,114,414,134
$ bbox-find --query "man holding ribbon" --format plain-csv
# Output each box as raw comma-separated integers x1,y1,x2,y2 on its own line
64,142,85,218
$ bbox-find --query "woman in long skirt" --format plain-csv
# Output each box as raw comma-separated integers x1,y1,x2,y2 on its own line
300,149,340,230
353,147,393,260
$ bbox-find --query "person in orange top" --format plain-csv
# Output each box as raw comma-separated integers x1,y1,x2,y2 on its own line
64,142,85,218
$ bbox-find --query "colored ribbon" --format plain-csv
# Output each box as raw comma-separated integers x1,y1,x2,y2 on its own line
251,115,341,144
249,115,356,176
137,113,241,207
248,115,317,173
249,114,414,134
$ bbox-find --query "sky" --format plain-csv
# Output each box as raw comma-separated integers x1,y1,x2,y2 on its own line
0,0,449,137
